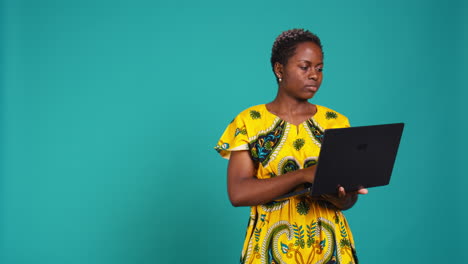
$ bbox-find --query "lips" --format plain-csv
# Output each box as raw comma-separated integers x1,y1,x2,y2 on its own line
305,85,318,92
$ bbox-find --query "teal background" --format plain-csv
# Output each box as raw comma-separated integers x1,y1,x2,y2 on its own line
1,0,467,263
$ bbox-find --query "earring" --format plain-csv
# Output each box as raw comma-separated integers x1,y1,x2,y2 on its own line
278,77,282,82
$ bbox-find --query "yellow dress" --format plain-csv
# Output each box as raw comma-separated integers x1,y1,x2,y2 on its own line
215,104,358,264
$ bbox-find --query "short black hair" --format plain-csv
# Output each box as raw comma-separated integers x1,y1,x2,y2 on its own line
270,29,323,82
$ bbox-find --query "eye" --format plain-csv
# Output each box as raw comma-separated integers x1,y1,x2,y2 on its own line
316,67,324,72
300,66,309,71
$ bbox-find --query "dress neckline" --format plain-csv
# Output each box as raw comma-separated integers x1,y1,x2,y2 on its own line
262,104,320,127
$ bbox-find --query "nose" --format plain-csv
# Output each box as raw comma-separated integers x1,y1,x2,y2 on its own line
308,70,318,80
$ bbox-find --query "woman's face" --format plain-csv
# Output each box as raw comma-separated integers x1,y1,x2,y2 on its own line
276,41,324,101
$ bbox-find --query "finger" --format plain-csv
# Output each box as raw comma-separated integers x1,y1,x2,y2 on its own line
357,188,368,195
338,186,346,198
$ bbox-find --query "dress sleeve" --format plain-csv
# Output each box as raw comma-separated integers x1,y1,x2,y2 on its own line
214,114,250,159
343,117,351,128
327,110,351,129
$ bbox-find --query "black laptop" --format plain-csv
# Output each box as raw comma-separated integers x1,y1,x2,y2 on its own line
311,123,404,195
275,123,404,199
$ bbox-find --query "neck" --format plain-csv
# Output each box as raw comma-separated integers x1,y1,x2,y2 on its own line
269,92,312,115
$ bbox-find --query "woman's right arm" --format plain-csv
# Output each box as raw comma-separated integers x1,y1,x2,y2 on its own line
227,150,316,207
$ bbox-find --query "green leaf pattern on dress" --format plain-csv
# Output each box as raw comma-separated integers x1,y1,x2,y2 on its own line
292,223,306,249
250,110,261,119
325,111,338,119
296,199,310,215
293,138,305,151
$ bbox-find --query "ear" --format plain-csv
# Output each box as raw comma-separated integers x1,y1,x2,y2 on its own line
274,62,284,79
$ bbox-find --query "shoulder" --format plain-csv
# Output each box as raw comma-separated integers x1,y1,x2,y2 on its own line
229,104,279,137
314,105,350,128
315,105,348,119
236,104,266,119
231,104,272,124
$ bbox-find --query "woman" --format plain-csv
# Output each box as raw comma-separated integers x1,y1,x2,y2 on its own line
215,29,368,264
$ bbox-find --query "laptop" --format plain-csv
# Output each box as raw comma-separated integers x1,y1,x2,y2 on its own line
275,123,404,199
311,122,404,195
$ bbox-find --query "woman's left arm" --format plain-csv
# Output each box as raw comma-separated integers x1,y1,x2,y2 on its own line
321,187,368,211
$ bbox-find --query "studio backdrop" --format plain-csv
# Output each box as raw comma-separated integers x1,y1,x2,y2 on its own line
1,0,466,263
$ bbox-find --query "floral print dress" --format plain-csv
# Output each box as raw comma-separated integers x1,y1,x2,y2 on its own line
215,104,359,264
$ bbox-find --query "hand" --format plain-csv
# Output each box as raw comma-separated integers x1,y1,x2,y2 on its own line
321,186,368,211
337,186,368,197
